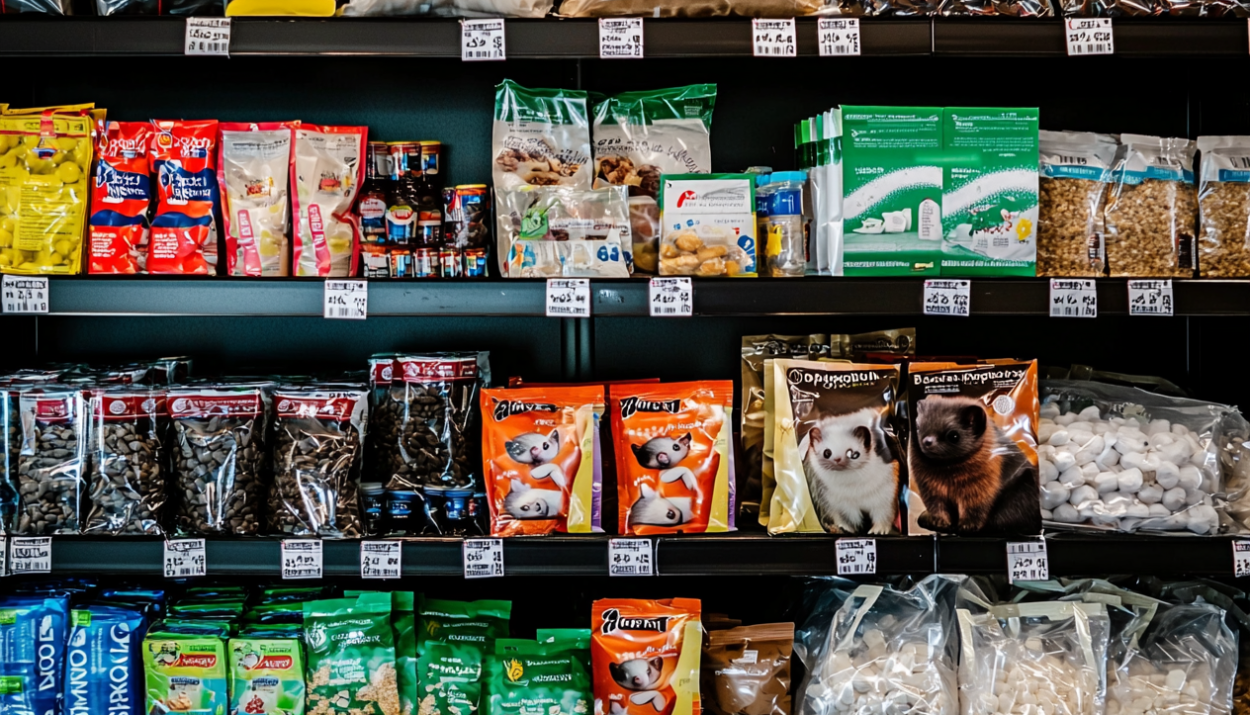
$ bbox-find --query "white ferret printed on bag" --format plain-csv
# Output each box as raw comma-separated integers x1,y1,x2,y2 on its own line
768,359,903,535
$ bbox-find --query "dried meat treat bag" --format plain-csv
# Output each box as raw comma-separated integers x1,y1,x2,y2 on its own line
611,381,735,535
591,598,702,715
481,384,603,536
292,124,367,277
149,119,220,275
219,121,297,277
88,121,153,274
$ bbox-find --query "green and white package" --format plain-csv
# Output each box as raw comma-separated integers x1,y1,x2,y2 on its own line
229,634,305,715
658,173,758,277
416,597,512,658
303,592,400,715
143,620,230,715
940,107,1040,276
841,106,943,276
348,590,418,715
419,642,484,715
492,80,591,191
483,644,590,715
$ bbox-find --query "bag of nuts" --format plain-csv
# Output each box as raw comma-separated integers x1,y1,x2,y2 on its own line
169,383,271,535
15,385,86,535
1197,136,1250,278
493,80,591,192
1105,134,1197,277
83,386,169,536
1037,130,1117,277
268,385,368,537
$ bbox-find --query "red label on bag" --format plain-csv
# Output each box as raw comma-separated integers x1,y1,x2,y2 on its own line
148,119,219,275
94,393,167,420
369,358,396,386
274,394,360,421
399,357,478,382
169,393,263,418
26,397,76,422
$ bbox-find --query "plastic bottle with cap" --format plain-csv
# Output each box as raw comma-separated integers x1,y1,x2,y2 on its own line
764,171,807,278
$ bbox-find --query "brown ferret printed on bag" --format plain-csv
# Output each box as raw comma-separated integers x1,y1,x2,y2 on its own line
701,623,793,715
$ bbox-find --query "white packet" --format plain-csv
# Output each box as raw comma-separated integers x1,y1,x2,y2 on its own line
292,125,367,277
219,121,297,277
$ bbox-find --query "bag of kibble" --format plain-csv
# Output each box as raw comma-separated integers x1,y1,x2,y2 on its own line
83,386,169,536
15,385,86,534
1105,134,1197,277
304,592,401,715
1037,130,1117,277
1197,136,1250,278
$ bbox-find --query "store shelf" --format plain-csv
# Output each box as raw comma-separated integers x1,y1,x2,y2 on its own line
932,18,1250,56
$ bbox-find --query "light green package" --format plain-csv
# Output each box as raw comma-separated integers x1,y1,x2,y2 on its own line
229,634,305,715
303,592,400,715
483,645,590,715
419,642,484,715
417,597,512,657
940,107,1040,276
841,106,944,276
143,620,230,715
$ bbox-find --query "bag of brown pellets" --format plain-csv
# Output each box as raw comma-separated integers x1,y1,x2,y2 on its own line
1037,130,1117,277
1197,136,1250,278
1105,134,1197,277
83,386,169,536
14,385,86,535
702,623,794,715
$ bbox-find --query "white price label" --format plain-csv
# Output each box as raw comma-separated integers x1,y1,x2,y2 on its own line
1128,279,1173,316
463,539,504,579
361,541,402,580
752,18,797,57
1234,541,1250,578
649,277,692,317
185,17,231,56
1050,279,1097,318
1007,541,1049,583
2,275,49,314
462,19,506,61
600,18,643,59
0,537,6,578
546,278,591,318
923,279,971,317
836,539,877,575
609,539,654,577
10,537,51,575
281,540,323,580
818,18,860,56
163,539,206,579
1066,18,1113,56
324,279,368,320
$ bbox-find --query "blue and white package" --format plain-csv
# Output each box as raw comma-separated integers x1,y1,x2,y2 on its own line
0,593,70,715
64,606,146,715
0,661,38,715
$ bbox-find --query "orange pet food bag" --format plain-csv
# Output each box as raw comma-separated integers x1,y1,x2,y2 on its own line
592,598,702,715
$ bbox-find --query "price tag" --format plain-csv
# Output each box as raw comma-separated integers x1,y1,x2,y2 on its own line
599,18,643,59
2,275,49,314
281,540,323,580
1065,18,1113,56
1234,540,1250,578
10,537,51,575
0,537,7,578
1128,279,1173,316
752,18,797,57
546,278,591,318
923,279,971,317
1007,541,1049,583
184,17,231,56
609,539,654,576
1050,279,1097,318
163,539,206,579
836,539,877,575
361,541,402,580
462,19,506,61
324,279,368,320
649,277,692,317
818,18,860,57
463,539,504,579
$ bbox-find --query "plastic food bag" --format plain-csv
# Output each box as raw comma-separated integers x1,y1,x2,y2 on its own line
484,643,591,715
703,623,793,715
497,185,631,278
88,121,153,274
1,0,69,12
15,386,85,534
591,598,702,715
938,0,1050,14
1037,131,1117,277
83,386,168,535
1197,136,1250,278
417,596,512,657
0,592,70,715
292,124,367,277
64,604,146,715
659,174,758,276
149,119,220,275
96,0,221,14
219,121,297,276
493,80,591,191
303,593,401,715
337,0,552,15
1059,0,1155,13
1105,135,1197,277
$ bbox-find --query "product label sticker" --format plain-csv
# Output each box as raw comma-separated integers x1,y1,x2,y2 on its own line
324,279,368,320
836,538,877,575
752,18,797,57
0,537,6,578
2,275,49,314
1128,279,1173,316
463,538,505,579
1007,541,1049,583
923,279,971,316
609,538,654,577
185,17,231,56
1234,541,1250,578
163,539,206,579
1050,279,1097,318
600,17,643,59
546,278,591,318
361,541,402,580
649,277,693,317
462,18,506,61
10,537,51,575
281,539,323,580
1065,18,1113,56
818,18,860,56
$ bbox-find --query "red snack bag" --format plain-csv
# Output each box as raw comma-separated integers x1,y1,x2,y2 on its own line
592,598,702,715
148,119,220,275
88,121,153,274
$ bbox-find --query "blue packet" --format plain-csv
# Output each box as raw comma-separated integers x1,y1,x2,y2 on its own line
0,661,38,715
0,593,70,715
64,605,147,715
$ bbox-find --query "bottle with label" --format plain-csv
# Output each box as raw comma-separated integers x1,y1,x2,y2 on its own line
358,142,392,278
385,143,419,256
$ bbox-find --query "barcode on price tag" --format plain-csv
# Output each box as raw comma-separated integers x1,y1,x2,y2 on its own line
164,539,206,579
462,19,506,61
185,17,231,56
1050,279,1097,318
546,279,591,318
361,541,402,580
836,539,877,575
10,537,51,575
464,539,504,579
2,275,49,314
600,18,643,58
649,277,692,317
1128,279,1173,316
1234,541,1250,578
1066,18,1113,56
752,18,797,57
324,279,368,320
609,539,654,576
0,537,7,578
281,540,323,580
818,18,860,56
923,279,970,316
1007,541,1049,583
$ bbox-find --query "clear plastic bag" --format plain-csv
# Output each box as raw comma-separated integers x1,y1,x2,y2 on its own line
1037,131,1118,277
1196,136,1250,278
497,186,631,278
1059,0,1156,15
95,0,221,14
15,386,85,534
1104,135,1197,278
938,0,1051,15
337,0,551,15
0,389,19,534
83,386,168,536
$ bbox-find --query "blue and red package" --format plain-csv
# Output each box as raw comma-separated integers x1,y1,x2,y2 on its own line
148,119,219,275
88,121,153,274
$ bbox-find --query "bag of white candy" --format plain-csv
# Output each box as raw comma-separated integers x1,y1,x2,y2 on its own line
1037,380,1250,534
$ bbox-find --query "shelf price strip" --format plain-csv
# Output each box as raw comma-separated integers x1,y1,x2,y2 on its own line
649,277,692,317
1007,540,1049,584
281,539,323,580
2,275,49,314
464,539,505,579
185,17,231,57
1050,279,1097,318
923,279,970,317
1128,279,1173,316
462,19,506,61
164,538,207,579
752,19,797,57
600,18,643,59
609,538,654,577
818,18,861,57
10,536,51,575
836,538,877,576
361,541,402,580
1066,18,1113,56
324,279,368,320
1234,540,1250,578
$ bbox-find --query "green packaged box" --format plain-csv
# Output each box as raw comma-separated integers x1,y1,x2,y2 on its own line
229,635,305,715
841,106,944,276
143,621,230,715
940,107,1040,276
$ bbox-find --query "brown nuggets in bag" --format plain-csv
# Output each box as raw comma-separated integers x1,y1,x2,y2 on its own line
592,598,702,715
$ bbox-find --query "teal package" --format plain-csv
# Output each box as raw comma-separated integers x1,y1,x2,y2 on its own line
0,593,70,715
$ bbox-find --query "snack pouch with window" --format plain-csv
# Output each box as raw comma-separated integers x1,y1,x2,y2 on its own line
219,121,298,276
291,124,367,277
611,381,735,535
149,119,220,275
228,631,306,715
16,385,86,534
88,121,153,274
484,643,591,715
1196,135,1250,278
0,592,70,715
143,620,230,715
63,605,146,715
303,593,401,715
416,597,512,657
497,185,631,277
83,385,169,536
481,384,603,535
493,80,591,191
591,598,702,715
